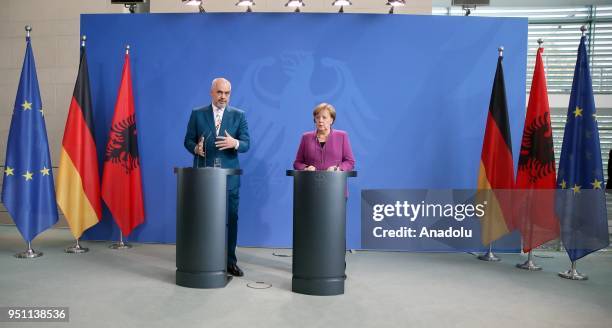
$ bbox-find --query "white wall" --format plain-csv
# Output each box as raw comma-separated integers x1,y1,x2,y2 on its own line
0,0,124,169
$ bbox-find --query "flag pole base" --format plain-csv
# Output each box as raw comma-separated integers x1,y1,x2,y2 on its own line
559,261,588,280
14,248,43,259
65,243,89,254
516,260,542,271
558,269,588,280
477,250,501,262
109,241,132,250
516,250,541,270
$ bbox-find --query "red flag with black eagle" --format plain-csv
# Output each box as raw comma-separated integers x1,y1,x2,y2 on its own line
515,46,560,252
101,49,144,236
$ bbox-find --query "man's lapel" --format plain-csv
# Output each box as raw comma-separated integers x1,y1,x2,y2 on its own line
203,105,216,135
218,106,233,136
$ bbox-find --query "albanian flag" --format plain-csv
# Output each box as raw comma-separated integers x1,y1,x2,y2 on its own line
101,49,145,237
515,46,560,252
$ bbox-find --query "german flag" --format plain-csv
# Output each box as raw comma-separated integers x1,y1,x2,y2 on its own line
56,41,102,239
477,52,515,246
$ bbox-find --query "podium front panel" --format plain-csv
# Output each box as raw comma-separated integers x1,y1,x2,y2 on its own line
175,167,240,288
288,170,356,296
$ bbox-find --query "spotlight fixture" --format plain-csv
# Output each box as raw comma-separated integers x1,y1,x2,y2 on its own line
285,0,305,13
332,0,351,13
111,0,149,13
386,0,405,14
181,0,205,12
462,5,476,16
236,0,254,12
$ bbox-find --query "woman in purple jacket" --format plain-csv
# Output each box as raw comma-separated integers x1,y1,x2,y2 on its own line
293,103,355,171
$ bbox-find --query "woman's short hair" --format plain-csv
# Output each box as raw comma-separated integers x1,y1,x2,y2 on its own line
313,103,336,122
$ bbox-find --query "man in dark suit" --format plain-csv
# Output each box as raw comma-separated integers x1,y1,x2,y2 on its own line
184,77,250,277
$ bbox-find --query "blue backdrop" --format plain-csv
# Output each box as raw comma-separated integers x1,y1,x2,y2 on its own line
81,13,527,249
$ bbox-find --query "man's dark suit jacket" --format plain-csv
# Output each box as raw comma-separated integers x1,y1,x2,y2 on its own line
184,105,250,190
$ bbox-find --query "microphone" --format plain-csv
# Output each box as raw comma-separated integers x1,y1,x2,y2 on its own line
195,133,203,168
201,131,212,168
195,131,211,168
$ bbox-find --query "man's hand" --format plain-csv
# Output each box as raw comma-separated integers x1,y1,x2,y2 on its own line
194,136,205,157
215,130,238,150
326,165,340,171
304,166,316,171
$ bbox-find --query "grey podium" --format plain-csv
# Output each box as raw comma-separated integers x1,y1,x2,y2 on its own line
174,167,242,288
286,170,357,296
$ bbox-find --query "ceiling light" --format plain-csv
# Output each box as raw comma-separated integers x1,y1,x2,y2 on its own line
332,0,351,6
286,0,305,12
236,0,254,7
387,0,405,6
387,0,405,14
333,0,351,13
236,0,254,12
182,0,201,5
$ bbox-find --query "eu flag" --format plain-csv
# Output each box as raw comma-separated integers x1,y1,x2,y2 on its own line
556,33,610,262
1,34,58,242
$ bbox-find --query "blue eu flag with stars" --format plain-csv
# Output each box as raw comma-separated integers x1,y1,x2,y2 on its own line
1,34,58,242
556,33,610,262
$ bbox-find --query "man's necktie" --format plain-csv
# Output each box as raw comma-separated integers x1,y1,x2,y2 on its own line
214,110,222,136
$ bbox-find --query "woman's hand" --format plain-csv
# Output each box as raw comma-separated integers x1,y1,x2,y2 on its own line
304,166,316,171
326,166,340,171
